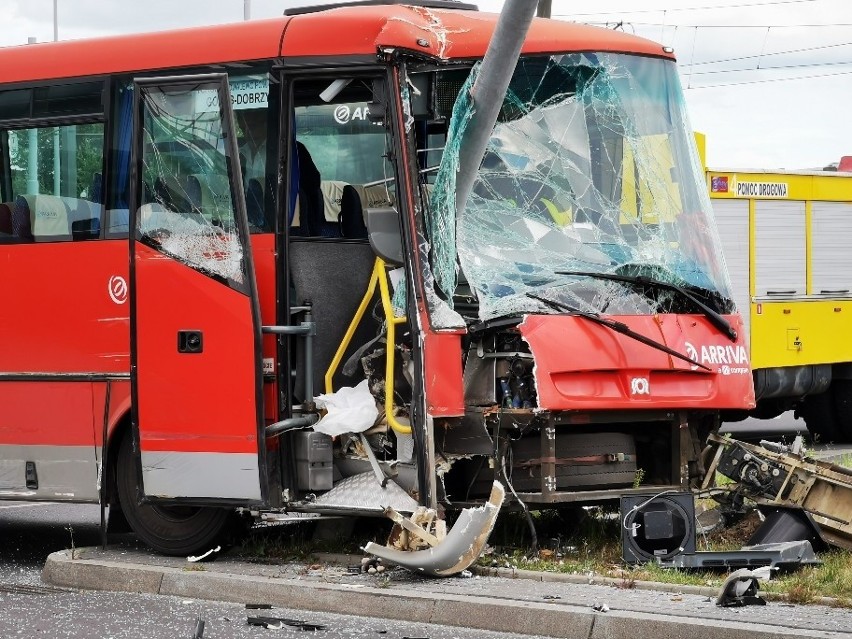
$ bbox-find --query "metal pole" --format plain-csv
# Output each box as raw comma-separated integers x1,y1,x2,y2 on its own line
454,0,539,217
244,0,251,20
53,0,60,195
536,0,552,19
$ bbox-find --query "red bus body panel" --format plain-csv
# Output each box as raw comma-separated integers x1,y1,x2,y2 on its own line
0,9,672,85
423,332,465,417
133,243,260,455
520,314,755,410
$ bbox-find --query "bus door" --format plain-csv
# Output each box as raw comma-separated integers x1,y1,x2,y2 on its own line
129,74,266,505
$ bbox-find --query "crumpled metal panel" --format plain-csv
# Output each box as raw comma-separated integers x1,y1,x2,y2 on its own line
364,481,505,576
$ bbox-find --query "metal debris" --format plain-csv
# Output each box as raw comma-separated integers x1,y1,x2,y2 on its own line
247,616,327,631
364,481,505,576
716,568,767,607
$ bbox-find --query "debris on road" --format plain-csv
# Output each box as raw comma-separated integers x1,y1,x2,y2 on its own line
717,569,767,607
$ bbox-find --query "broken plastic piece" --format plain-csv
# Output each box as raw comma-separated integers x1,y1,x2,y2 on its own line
313,379,379,437
193,618,205,639
187,545,221,563
363,481,505,577
247,616,326,631
716,568,767,607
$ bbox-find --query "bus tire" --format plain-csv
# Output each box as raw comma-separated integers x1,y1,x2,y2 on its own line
116,432,233,556
830,380,852,442
797,391,840,444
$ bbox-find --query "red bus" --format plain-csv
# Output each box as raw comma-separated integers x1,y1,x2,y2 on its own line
0,1,754,560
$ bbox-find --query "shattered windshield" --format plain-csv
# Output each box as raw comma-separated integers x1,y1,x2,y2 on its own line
424,53,733,327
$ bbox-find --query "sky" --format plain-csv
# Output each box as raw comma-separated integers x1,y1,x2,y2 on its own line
0,0,850,170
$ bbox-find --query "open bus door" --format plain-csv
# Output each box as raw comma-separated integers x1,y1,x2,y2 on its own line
128,74,267,508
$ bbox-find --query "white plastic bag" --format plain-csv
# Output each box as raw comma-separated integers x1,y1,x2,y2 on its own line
312,379,379,437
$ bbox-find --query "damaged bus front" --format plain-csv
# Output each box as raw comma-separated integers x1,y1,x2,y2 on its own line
385,44,756,515
0,3,755,575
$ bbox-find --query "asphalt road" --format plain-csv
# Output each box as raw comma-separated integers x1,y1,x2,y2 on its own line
0,502,556,639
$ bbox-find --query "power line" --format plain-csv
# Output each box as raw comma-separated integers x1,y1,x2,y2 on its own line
683,67,852,88
583,20,852,28
688,40,852,67
688,59,852,77
563,0,821,18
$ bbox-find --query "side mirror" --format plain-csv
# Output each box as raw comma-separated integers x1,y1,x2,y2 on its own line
366,207,403,266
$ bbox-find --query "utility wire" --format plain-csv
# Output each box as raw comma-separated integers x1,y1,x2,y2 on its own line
563,0,821,18
687,40,852,67
683,67,852,88
583,20,852,28
687,58,852,77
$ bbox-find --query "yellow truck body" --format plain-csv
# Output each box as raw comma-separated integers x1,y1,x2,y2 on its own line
707,165,852,440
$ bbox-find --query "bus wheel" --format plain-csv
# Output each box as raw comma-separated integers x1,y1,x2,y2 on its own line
116,433,233,556
830,380,852,442
797,391,840,444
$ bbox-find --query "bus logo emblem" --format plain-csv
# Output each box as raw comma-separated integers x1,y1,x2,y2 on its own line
630,377,650,395
108,276,128,305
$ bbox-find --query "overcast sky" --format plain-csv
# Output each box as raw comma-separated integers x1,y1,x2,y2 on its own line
1,0,850,169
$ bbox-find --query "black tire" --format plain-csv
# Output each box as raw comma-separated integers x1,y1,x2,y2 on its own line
830,380,852,442
797,391,840,444
116,432,233,556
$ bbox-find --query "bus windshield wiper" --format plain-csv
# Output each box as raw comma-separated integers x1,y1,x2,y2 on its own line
556,270,737,342
526,292,711,372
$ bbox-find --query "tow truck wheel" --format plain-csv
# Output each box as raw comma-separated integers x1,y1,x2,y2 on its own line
798,391,840,444
830,380,852,442
116,432,233,556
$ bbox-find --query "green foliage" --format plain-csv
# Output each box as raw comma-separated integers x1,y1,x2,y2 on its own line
8,124,104,199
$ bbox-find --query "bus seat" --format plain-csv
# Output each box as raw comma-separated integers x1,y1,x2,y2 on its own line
18,195,70,241
31,195,71,240
0,203,12,236
289,239,379,402
185,175,203,215
340,184,367,239
245,178,264,228
296,142,339,237
64,197,103,240
320,180,348,222
90,172,103,204
11,196,33,240
185,173,231,223
154,177,173,210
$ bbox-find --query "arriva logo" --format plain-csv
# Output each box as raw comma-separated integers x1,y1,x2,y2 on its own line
684,341,699,370
685,341,749,375
630,377,650,395
108,275,128,305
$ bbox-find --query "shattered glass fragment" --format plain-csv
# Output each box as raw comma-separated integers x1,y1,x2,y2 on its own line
138,86,247,286
425,53,734,327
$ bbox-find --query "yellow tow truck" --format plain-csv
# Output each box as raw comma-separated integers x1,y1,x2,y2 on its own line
706,152,852,442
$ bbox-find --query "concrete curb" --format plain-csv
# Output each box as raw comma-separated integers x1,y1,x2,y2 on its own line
313,552,841,606
43,549,845,639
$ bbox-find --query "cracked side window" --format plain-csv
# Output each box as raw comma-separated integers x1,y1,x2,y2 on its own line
422,53,733,327
137,83,246,287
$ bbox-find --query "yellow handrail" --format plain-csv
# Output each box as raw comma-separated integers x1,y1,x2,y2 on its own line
324,257,412,435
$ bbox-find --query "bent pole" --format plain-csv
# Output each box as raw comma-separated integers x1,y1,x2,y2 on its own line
454,0,540,216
